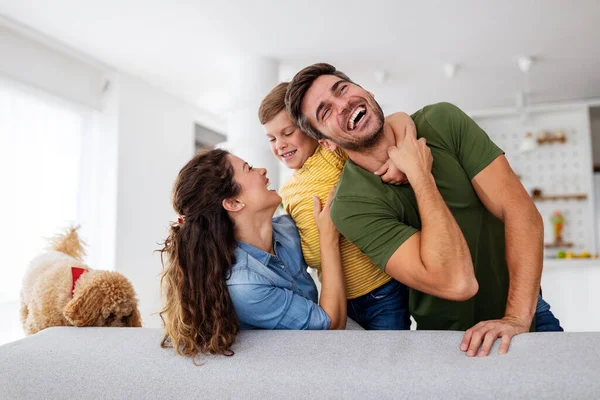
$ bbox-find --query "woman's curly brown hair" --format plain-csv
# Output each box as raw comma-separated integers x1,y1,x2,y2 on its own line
159,149,241,361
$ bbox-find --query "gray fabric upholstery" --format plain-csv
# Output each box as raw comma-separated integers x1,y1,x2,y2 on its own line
345,316,363,330
1,326,599,399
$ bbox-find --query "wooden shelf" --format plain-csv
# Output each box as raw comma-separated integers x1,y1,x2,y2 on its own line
544,241,574,249
537,137,566,145
532,193,587,201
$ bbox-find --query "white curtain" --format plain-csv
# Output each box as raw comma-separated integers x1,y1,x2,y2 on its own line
0,79,88,344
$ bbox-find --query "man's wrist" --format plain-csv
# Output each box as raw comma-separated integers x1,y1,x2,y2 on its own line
503,311,533,328
407,170,435,188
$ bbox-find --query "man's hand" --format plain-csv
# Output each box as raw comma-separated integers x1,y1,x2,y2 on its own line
387,129,433,182
460,316,530,357
373,159,408,185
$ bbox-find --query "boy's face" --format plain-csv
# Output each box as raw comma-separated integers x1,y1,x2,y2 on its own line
264,110,319,170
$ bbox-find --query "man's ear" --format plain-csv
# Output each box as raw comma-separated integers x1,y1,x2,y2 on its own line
368,90,375,98
222,198,244,212
318,139,338,152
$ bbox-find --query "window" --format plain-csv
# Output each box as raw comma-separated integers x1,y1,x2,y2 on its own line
0,79,88,345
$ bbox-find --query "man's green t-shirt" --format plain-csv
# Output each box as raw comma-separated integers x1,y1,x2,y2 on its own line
330,102,507,331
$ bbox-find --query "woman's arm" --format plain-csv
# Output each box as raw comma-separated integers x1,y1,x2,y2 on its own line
313,187,347,329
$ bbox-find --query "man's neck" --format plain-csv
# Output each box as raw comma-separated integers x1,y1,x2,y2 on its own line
346,122,402,173
234,210,275,254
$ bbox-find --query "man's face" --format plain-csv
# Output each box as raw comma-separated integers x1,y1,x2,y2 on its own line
300,74,384,152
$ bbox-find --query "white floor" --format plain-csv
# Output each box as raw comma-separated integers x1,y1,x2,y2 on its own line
0,302,25,346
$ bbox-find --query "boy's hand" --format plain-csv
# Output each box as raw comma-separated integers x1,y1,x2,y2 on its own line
374,159,408,185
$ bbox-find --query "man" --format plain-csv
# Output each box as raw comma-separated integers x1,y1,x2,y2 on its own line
285,63,561,356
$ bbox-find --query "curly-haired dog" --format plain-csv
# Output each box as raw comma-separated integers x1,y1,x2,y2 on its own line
20,227,142,335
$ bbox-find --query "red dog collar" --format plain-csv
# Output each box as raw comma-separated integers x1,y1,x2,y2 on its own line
71,267,87,297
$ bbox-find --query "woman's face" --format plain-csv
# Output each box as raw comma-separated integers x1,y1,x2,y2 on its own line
227,154,282,212
264,111,319,170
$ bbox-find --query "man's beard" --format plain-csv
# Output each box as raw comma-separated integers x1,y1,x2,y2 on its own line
327,96,385,152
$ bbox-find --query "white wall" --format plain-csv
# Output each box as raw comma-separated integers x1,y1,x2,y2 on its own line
474,106,596,254
114,73,211,328
77,73,119,272
0,21,108,110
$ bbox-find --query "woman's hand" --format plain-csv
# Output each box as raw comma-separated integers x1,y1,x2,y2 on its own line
313,186,339,241
314,186,346,329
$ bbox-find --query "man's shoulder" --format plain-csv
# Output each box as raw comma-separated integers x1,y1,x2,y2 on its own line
334,162,391,207
415,102,464,127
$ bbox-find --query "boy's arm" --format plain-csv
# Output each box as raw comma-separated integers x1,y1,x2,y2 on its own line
374,113,416,184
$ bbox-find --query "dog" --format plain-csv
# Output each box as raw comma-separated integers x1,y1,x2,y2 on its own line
20,227,142,335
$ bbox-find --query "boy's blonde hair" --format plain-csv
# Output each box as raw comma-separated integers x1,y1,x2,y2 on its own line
258,82,289,125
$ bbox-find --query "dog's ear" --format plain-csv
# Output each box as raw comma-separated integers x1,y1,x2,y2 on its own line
63,283,103,326
127,308,142,327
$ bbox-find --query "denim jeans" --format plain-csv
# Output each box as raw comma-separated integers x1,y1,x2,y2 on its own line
348,281,561,332
536,294,564,332
347,279,411,330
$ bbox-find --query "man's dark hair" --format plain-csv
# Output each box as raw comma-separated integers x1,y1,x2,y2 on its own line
285,63,352,140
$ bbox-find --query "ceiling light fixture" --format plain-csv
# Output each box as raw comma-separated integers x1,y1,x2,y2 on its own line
443,63,457,78
517,56,535,123
374,70,388,84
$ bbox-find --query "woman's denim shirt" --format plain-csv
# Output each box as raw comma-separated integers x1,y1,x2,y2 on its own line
227,215,331,330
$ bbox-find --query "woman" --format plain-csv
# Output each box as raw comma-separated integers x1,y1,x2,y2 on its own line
159,149,346,360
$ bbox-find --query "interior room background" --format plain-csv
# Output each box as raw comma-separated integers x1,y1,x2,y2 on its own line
1,1,600,345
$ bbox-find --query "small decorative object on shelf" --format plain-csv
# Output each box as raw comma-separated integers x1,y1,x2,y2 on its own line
550,210,564,242
556,250,597,259
545,241,574,249
519,130,568,153
519,132,538,153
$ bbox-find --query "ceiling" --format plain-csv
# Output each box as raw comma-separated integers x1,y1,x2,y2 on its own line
1,0,599,116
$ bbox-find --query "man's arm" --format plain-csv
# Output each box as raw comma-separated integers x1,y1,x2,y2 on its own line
423,102,542,357
460,155,543,356
385,134,477,300
332,127,477,301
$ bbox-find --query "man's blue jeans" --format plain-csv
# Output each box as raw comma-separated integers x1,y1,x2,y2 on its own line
347,279,563,332
535,294,564,332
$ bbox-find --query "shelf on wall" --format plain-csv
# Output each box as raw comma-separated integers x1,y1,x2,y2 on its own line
532,193,588,201
536,136,567,145
544,241,574,249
